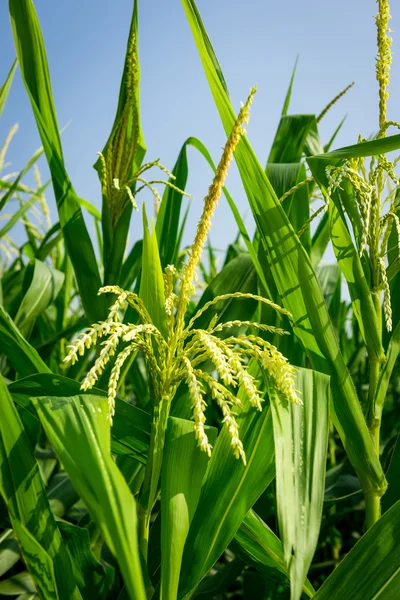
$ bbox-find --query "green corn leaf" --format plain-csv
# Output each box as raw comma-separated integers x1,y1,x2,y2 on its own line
0,531,20,577
181,0,385,496
374,320,400,427
382,434,400,514
12,523,58,599
14,259,64,338
0,572,36,596
96,0,146,285
316,263,340,309
156,143,189,269
32,394,146,600
8,0,106,323
266,162,311,255
281,56,298,118
308,160,384,362
0,145,44,213
8,373,151,464
0,376,81,599
0,181,50,238
160,417,217,600
140,205,167,338
0,305,51,376
270,368,329,600
268,114,323,164
178,364,275,597
0,59,17,117
311,211,330,268
58,521,111,600
231,509,314,598
120,239,143,289
313,499,400,599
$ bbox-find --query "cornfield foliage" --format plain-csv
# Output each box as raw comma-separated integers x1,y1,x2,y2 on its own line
1,0,400,598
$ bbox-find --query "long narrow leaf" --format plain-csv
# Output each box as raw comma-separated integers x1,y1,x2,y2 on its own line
9,0,106,322
179,364,275,597
270,368,329,600
160,417,216,600
32,394,146,600
181,0,385,496
0,59,17,117
313,499,400,599
0,376,81,599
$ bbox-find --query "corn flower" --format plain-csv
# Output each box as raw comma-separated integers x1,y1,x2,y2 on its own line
65,87,300,463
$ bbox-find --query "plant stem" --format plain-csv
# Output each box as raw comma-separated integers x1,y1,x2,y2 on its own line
365,352,382,528
138,396,171,561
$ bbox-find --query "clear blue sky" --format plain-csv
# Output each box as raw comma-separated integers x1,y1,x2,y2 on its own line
1,0,400,257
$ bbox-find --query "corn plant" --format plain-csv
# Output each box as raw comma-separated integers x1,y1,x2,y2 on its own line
0,0,399,599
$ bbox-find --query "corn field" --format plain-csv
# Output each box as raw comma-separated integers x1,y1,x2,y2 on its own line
1,0,400,598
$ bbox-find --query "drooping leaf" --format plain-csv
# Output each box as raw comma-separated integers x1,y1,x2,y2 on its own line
0,305,51,376
268,114,323,164
32,394,146,600
0,376,81,599
14,259,64,338
8,373,151,464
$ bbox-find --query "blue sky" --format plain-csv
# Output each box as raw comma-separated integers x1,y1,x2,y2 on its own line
1,0,400,259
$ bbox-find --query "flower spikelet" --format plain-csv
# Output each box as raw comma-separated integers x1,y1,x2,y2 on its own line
108,344,134,423
379,257,392,331
195,331,234,386
261,342,300,405
184,357,212,456
376,0,392,131
177,87,257,321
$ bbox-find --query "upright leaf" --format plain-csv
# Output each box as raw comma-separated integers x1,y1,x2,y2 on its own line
139,205,167,338
160,417,217,600
179,366,275,597
281,56,298,118
95,0,146,285
156,144,189,269
8,0,106,322
0,59,17,117
181,0,385,497
270,368,329,600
